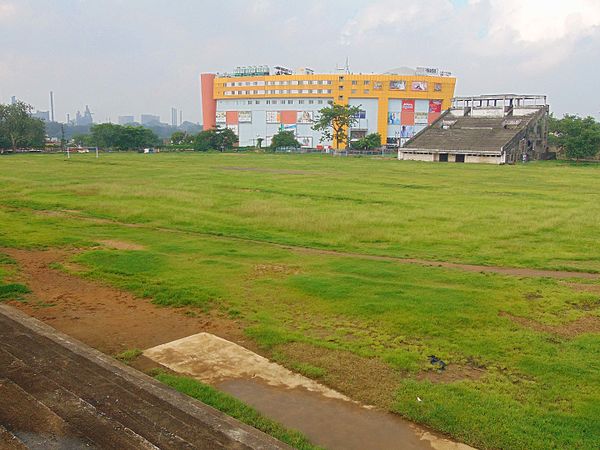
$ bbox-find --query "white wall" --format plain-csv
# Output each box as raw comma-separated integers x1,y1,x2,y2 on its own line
349,98,378,134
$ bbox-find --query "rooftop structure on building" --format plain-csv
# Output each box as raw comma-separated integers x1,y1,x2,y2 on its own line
201,64,456,148
399,94,550,164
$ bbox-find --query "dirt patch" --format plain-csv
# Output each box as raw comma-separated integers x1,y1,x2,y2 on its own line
563,282,600,294
250,263,301,279
416,366,485,383
499,311,600,338
97,239,146,251
279,342,403,410
3,248,247,356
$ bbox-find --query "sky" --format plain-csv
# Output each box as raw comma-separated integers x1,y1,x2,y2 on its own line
1,0,599,124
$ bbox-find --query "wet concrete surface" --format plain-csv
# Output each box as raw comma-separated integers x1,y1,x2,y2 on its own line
219,378,437,450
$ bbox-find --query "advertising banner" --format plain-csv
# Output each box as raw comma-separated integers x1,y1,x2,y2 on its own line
373,81,383,90
429,100,442,113
216,111,226,123
402,100,415,111
389,80,406,90
238,111,252,123
298,136,313,147
400,125,414,138
266,111,280,123
297,111,314,124
280,124,297,133
415,112,428,124
434,83,442,92
411,81,428,91
388,112,401,125
227,124,239,135
352,110,366,119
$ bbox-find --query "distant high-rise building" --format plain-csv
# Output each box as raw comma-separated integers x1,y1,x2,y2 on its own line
141,114,160,125
10,96,17,104
171,107,177,127
75,105,94,126
118,115,135,125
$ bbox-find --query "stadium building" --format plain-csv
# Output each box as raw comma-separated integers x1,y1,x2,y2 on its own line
201,66,456,148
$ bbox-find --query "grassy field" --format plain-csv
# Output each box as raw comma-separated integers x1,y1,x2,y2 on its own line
1,152,599,449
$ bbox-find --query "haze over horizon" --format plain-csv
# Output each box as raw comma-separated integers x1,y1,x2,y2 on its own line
1,0,599,124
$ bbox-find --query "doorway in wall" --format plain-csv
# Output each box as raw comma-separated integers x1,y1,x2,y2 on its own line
455,154,465,163
439,153,449,162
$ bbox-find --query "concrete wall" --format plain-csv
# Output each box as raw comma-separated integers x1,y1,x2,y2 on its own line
465,155,502,164
398,152,435,161
471,108,504,117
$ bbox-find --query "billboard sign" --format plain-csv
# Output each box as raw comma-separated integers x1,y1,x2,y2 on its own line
297,111,314,124
415,112,428,124
373,81,383,90
352,110,366,119
416,67,439,76
411,81,428,91
429,100,442,113
238,111,252,123
402,100,415,111
298,136,313,147
216,111,226,123
389,80,406,90
266,111,280,123
227,124,239,135
280,124,297,133
400,125,414,138
388,112,401,125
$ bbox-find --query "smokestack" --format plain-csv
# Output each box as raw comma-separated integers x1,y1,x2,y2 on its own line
179,110,182,126
50,91,55,122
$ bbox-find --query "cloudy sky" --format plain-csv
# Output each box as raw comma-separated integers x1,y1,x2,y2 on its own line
1,0,599,124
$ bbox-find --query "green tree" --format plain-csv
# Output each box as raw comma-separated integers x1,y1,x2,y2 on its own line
0,101,45,152
351,133,382,150
193,127,238,152
171,130,193,145
312,102,361,149
90,124,159,150
269,130,300,150
549,115,600,161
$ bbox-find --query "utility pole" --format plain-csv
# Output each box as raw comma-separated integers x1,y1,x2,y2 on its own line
61,124,69,159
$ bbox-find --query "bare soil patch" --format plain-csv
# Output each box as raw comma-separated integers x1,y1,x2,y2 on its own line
499,311,600,338
97,239,146,251
3,248,247,356
416,366,485,383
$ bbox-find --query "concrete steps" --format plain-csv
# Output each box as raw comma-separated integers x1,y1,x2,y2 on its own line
0,305,291,450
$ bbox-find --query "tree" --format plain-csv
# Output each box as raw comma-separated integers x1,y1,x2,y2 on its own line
192,127,238,152
312,102,361,149
90,123,160,150
269,130,300,150
351,133,382,150
0,101,45,152
549,115,600,161
170,130,193,145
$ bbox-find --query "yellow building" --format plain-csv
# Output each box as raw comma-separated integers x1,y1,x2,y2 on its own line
201,67,456,148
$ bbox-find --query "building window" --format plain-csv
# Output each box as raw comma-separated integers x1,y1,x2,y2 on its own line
248,100,252,104
288,100,293,104
338,95,344,100
339,85,344,90
318,100,323,104
299,100,304,104
311,80,318,84
308,100,314,104
364,80,370,85
351,89,357,94
266,100,271,104
351,80,358,85
339,76,345,81
364,89,370,94
255,100,260,104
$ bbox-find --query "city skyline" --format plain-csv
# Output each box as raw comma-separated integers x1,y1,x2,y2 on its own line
1,0,599,124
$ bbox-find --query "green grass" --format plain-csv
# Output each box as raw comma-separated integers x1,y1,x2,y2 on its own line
0,152,599,449
155,373,321,450
115,348,143,364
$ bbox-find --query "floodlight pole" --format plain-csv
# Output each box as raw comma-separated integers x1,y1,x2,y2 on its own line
95,146,99,158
